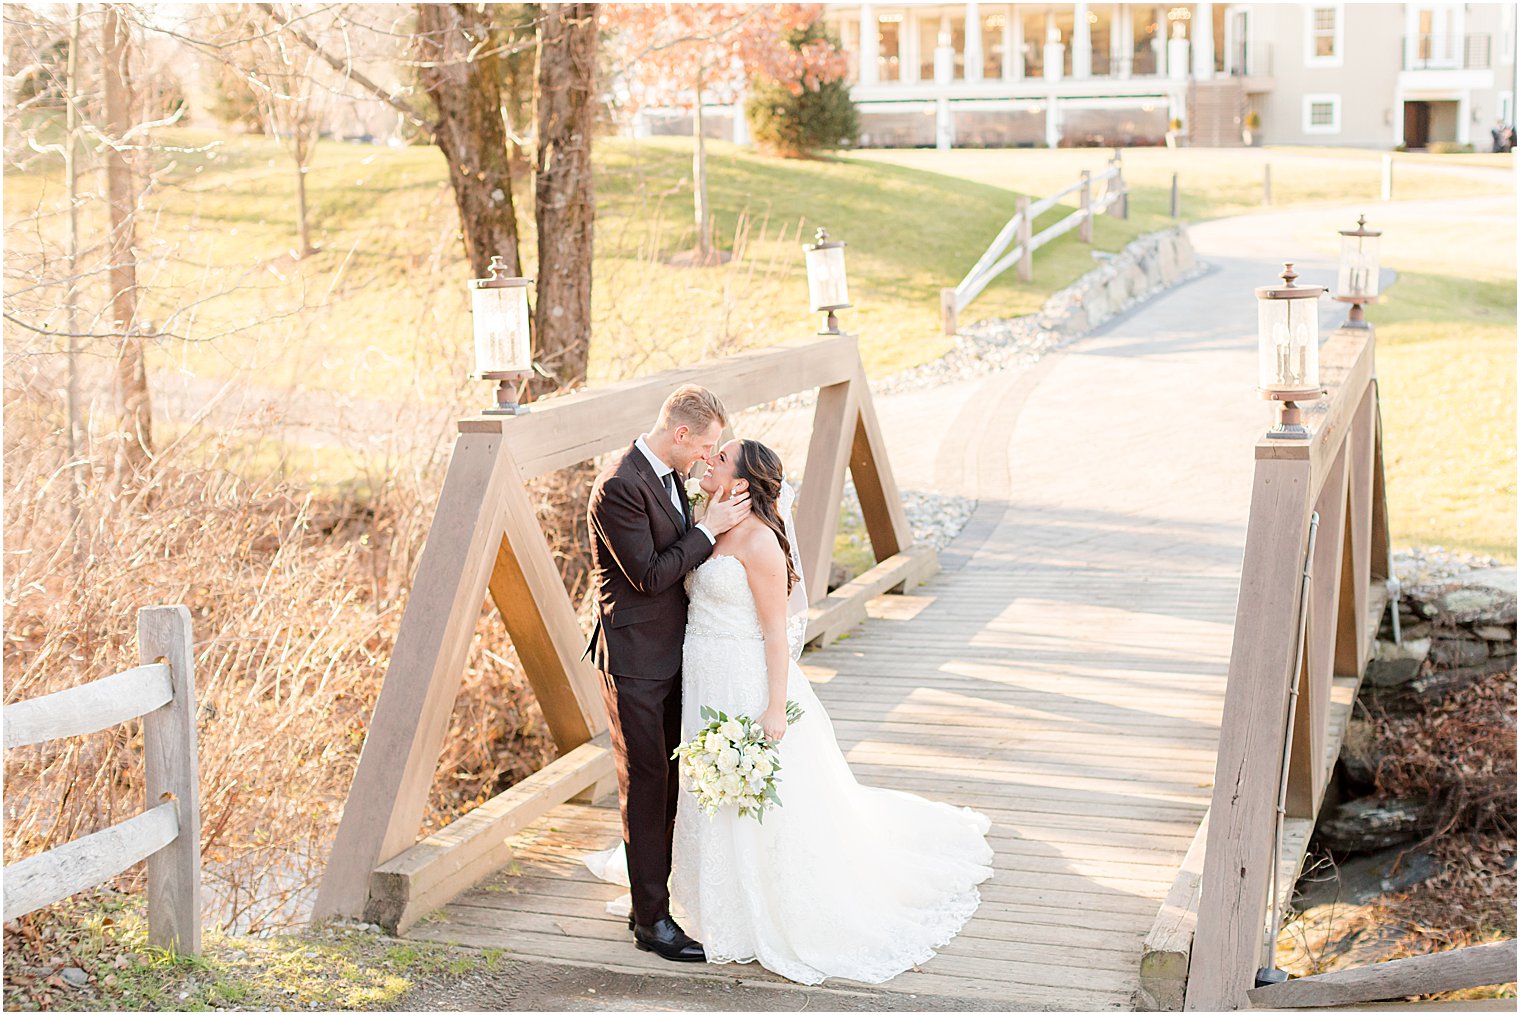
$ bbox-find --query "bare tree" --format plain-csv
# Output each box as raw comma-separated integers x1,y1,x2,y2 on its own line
101,3,153,483
533,3,596,394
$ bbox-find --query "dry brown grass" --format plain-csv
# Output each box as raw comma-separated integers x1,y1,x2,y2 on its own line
1,360,559,934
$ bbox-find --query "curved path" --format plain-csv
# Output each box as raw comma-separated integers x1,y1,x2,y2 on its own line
400,198,1492,1009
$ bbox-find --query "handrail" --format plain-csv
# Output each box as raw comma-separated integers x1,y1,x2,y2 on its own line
1185,326,1391,1010
3,663,172,749
942,162,1126,334
2,606,201,955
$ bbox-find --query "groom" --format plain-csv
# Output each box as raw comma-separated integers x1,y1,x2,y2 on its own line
585,384,750,961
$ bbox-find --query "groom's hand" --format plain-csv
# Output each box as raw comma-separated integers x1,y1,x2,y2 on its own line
703,488,751,535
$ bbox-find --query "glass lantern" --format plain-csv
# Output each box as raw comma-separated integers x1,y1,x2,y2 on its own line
1334,214,1381,329
469,256,533,415
804,227,850,334
1256,263,1326,440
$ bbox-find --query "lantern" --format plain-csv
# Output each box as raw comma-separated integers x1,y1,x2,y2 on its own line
1256,263,1326,439
804,227,851,335
1334,214,1381,329
470,256,533,415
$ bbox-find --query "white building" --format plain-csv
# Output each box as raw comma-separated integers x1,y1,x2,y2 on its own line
643,3,1517,150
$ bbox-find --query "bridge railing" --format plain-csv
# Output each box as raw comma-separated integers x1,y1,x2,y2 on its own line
940,158,1127,335
2,606,202,955
314,335,934,934
1175,324,1392,1010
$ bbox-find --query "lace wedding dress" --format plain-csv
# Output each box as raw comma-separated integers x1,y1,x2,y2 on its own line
587,553,994,985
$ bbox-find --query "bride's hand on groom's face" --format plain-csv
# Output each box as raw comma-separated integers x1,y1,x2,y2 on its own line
703,488,751,535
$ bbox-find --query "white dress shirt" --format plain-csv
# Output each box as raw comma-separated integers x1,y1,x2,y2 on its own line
635,434,715,544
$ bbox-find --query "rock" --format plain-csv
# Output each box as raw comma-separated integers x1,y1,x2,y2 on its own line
1293,843,1440,909
1492,641,1517,658
1400,621,1433,641
827,562,855,592
59,967,89,989
1429,636,1489,669
1365,637,1431,687
1338,717,1381,791
1407,570,1518,627
1399,659,1516,706
1316,796,1430,853
1476,624,1515,641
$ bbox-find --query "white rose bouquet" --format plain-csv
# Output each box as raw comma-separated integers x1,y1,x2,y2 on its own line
672,701,804,822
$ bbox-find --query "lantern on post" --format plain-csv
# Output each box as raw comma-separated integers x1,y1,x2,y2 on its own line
470,256,533,415
1333,214,1381,329
1256,262,1326,440
804,227,851,335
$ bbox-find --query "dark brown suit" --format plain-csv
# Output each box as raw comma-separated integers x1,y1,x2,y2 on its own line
585,442,713,926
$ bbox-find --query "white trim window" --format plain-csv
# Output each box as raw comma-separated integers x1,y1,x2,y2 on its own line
1303,94,1341,134
1305,4,1345,68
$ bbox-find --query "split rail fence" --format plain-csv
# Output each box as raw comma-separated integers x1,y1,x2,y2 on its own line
312,335,934,934
1,606,202,955
940,156,1128,335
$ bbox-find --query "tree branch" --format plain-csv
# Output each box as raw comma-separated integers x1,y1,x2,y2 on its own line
253,2,433,132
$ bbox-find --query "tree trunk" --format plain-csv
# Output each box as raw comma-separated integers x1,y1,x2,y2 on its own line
293,127,313,258
65,6,85,535
533,3,596,395
414,2,521,278
692,69,712,261
102,3,153,486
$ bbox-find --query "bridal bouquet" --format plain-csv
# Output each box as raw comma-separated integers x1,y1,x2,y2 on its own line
673,701,804,822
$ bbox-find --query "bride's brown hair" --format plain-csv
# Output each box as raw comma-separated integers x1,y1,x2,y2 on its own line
733,440,801,596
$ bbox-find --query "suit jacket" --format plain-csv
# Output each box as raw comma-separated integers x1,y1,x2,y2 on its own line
585,442,714,680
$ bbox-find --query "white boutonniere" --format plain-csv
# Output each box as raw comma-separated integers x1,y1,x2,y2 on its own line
684,475,708,518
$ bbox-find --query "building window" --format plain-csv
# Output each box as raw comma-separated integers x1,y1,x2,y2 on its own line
841,18,860,83
1306,5,1344,67
1303,94,1341,134
878,12,902,82
983,12,1006,80
918,14,967,82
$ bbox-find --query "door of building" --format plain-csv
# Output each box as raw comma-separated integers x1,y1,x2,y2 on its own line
1403,101,1431,148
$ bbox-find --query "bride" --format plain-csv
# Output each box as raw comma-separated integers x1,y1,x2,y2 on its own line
588,438,993,986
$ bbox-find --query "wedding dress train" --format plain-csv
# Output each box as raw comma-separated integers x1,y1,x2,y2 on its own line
587,553,993,985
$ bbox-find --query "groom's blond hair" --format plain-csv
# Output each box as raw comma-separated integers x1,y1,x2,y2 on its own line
655,385,727,434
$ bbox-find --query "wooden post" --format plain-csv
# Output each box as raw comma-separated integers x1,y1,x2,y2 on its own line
1016,195,1033,282
138,605,201,956
940,287,959,336
1079,170,1093,241
1336,384,1377,676
1170,172,1180,218
1262,163,1272,206
1381,153,1393,201
1287,445,1349,818
313,431,517,920
1187,457,1313,1012
796,378,860,605
849,362,912,564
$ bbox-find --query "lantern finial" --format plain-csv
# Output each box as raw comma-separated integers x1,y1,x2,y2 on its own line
1279,263,1298,288
814,226,830,245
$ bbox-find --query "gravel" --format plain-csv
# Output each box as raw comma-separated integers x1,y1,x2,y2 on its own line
1392,546,1506,587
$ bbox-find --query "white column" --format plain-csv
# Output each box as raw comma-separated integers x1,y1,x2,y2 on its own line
965,2,983,81
1043,12,1064,82
1045,97,1061,147
1168,32,1190,80
861,4,880,86
935,15,955,148
1116,4,1132,78
1010,5,1025,79
1073,2,1092,78
1192,2,1214,80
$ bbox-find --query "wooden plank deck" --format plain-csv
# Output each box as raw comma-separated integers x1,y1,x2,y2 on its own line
406,264,1286,1008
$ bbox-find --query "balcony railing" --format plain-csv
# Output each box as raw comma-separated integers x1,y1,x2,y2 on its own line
1403,33,1491,70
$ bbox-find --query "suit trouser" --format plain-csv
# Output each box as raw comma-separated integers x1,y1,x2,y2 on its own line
599,668,682,926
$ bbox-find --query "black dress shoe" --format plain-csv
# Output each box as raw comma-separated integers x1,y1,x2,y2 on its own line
632,916,705,962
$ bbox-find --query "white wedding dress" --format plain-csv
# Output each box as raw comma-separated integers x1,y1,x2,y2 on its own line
586,553,994,985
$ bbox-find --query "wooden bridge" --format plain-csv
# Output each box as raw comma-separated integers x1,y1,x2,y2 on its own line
306,274,1500,1009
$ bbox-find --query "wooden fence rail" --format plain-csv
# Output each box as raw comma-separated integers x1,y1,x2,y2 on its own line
2,606,202,955
1178,325,1393,1010
940,158,1127,335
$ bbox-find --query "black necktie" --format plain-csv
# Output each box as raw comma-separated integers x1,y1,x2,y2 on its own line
663,472,687,529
